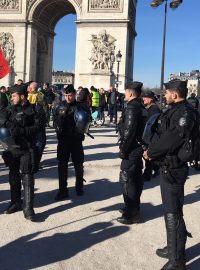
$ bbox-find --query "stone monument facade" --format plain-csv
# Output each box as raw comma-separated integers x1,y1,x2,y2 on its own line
0,0,137,90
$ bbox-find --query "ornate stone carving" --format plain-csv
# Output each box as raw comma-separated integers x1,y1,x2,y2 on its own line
90,0,120,10
0,33,15,67
27,0,82,11
27,0,36,11
89,30,116,70
0,0,19,10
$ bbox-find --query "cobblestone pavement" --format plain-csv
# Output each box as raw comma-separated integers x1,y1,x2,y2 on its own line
0,124,200,270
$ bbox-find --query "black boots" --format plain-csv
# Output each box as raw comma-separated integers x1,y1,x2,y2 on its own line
22,174,35,222
55,162,85,200
4,202,22,214
156,246,168,259
74,163,84,196
5,171,22,214
117,211,140,225
159,213,187,270
55,161,69,201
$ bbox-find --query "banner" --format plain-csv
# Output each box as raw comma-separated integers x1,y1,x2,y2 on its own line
0,47,10,79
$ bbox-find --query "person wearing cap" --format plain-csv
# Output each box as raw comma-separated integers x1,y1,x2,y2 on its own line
117,81,145,225
53,84,88,200
142,90,161,181
143,79,198,270
0,84,44,221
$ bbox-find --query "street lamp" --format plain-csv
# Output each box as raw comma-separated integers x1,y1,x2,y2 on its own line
150,0,183,107
116,50,122,90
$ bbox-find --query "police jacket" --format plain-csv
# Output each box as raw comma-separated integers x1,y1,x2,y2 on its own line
147,100,197,160
0,101,44,149
53,100,87,141
118,98,145,156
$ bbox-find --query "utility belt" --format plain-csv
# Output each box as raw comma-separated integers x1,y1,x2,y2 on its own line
160,155,185,169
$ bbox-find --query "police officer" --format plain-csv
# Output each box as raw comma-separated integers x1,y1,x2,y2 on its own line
142,90,160,181
53,84,88,200
117,81,145,225
0,84,43,221
143,80,197,270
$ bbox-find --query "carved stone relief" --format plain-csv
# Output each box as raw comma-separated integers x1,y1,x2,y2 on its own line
0,33,15,67
89,30,116,70
90,0,121,10
0,0,20,11
27,0,36,11
27,0,82,11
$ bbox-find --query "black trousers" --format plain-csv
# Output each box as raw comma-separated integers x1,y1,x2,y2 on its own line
57,137,84,191
119,153,143,216
2,150,34,203
160,165,188,215
57,137,84,163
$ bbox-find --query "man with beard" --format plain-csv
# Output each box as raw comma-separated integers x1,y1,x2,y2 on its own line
143,80,197,270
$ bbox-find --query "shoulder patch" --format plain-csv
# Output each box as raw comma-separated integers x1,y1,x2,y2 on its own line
179,117,187,127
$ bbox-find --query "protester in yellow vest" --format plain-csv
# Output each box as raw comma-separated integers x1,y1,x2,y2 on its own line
90,86,100,112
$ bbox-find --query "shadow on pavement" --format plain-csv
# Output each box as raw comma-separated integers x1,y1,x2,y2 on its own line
187,243,200,270
84,143,117,150
0,222,129,270
35,178,122,221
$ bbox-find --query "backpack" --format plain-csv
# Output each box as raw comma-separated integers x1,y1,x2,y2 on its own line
178,109,200,162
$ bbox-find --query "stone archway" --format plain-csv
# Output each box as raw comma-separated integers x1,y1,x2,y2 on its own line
0,0,137,89
27,0,79,83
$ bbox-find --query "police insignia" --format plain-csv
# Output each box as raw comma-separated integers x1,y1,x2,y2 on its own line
179,117,187,126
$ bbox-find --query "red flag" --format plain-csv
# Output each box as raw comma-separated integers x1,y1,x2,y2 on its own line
0,47,10,79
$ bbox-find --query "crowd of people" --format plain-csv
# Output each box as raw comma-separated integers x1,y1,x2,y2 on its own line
0,78,200,270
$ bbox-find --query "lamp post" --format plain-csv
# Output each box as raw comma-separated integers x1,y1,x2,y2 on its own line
150,0,183,107
116,50,122,91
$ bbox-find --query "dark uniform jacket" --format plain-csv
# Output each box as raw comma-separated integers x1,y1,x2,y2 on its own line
118,98,145,158
53,100,88,141
147,100,197,161
0,101,45,150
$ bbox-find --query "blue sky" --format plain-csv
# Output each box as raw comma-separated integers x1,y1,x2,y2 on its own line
53,0,200,88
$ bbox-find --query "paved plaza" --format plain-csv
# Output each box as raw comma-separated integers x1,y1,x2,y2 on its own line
0,124,200,270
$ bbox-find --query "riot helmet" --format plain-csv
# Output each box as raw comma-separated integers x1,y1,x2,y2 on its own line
74,110,90,134
0,127,19,150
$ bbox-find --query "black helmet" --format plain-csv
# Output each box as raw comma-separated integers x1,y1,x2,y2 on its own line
0,127,19,150
74,110,90,134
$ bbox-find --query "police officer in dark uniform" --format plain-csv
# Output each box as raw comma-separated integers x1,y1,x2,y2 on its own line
0,84,43,221
142,90,161,181
117,81,145,225
53,84,88,201
143,80,197,270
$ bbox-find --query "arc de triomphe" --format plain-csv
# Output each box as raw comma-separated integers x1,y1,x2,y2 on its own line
0,0,137,89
